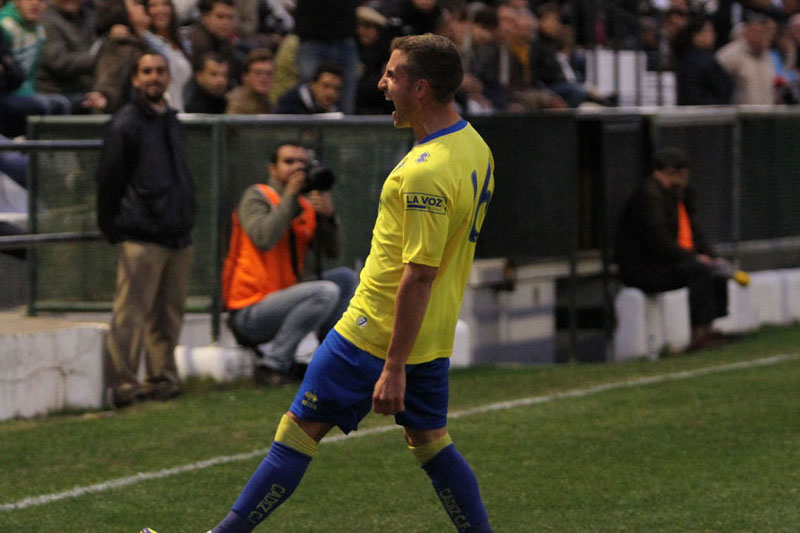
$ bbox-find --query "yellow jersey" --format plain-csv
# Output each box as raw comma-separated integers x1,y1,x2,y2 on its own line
335,119,494,364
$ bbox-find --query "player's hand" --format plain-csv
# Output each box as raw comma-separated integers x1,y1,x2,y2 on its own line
309,190,335,217
372,366,405,415
82,91,107,112
285,168,307,197
696,254,713,266
109,24,131,39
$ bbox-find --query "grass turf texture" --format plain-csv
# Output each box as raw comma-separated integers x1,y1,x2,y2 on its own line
2,326,799,532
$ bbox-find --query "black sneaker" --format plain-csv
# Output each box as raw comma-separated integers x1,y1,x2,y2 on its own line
110,384,145,408
288,361,309,382
254,364,294,386
144,380,182,402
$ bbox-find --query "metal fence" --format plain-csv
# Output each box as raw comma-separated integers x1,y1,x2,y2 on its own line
14,108,800,345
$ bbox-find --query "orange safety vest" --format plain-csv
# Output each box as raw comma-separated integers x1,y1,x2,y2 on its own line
677,201,694,251
221,184,317,310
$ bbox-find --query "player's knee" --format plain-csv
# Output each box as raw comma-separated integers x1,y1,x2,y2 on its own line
316,281,340,310
274,413,319,458
407,430,451,465
285,411,331,443
404,426,448,446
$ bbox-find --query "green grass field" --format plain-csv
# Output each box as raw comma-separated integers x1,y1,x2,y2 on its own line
2,326,800,532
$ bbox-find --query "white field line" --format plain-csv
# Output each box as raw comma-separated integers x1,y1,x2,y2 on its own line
2,353,798,512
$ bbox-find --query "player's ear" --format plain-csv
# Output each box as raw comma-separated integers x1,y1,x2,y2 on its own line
415,78,430,99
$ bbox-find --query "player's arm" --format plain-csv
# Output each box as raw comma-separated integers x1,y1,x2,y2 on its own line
96,121,132,242
238,177,301,250
372,261,438,415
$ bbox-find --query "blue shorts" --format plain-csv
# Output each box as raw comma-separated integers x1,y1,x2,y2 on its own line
289,330,450,434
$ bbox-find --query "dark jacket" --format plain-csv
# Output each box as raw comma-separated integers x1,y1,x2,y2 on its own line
37,4,96,95
355,37,392,115
676,48,734,106
294,0,356,42
185,22,242,83
275,83,335,114
531,34,566,86
184,81,227,113
616,176,713,289
96,94,195,248
0,28,24,94
93,34,148,113
382,0,442,38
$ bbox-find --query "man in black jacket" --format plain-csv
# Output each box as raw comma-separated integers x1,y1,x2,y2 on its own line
616,148,737,350
96,52,196,407
275,62,343,114
185,52,230,114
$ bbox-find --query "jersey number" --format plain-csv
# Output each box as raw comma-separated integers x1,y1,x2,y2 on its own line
468,161,493,243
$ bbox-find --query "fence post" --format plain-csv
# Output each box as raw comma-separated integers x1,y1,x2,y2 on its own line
210,121,224,343
26,133,38,317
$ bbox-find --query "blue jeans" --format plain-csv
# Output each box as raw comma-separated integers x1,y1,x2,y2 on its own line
0,135,27,187
232,266,358,372
0,93,71,137
296,38,359,114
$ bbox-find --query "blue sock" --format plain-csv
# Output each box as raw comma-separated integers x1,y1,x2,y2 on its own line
422,444,492,532
213,442,312,532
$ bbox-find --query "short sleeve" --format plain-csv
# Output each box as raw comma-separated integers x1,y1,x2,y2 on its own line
399,165,450,266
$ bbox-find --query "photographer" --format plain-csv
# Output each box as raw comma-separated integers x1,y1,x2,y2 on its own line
221,141,357,385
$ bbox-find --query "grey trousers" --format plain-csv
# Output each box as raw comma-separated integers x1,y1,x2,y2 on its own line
105,241,193,391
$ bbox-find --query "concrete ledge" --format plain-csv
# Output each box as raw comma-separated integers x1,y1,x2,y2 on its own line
613,287,690,361
713,279,757,334
780,268,800,322
749,270,790,326
0,319,107,420
462,260,555,365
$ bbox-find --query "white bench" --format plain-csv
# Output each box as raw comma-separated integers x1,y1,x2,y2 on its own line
176,319,474,381
780,268,800,322
615,269,800,362
0,321,107,420
613,287,691,361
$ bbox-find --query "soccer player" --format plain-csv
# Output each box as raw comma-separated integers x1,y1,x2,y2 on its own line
209,33,495,532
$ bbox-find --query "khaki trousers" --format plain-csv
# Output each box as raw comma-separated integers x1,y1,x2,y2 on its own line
105,241,193,391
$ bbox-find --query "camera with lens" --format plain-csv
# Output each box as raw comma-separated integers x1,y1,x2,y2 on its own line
302,161,335,193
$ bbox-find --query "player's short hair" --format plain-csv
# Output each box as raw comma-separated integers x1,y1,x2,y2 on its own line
270,141,308,163
194,51,229,73
536,2,561,20
312,61,344,83
654,147,688,170
198,0,233,14
472,7,498,30
133,50,169,77
244,48,273,73
390,33,463,104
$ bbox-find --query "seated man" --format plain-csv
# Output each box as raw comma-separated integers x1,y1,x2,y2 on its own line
225,48,274,114
184,52,229,114
38,0,99,113
275,61,343,114
616,147,746,350
221,141,357,385
0,0,70,137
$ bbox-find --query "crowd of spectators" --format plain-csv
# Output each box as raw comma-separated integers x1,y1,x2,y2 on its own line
3,0,800,145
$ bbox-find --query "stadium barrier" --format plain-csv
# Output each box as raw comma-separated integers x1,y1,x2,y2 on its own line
18,108,800,363
612,268,800,360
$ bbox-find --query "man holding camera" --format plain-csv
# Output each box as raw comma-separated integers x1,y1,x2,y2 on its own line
222,141,357,385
